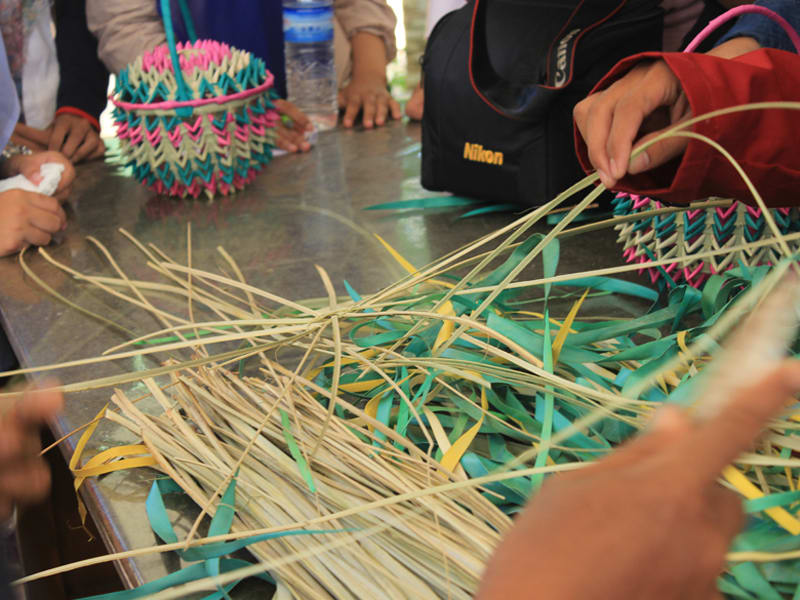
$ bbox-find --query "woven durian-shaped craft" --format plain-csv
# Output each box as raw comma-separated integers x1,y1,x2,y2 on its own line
609,5,800,289
612,194,800,290
111,0,279,199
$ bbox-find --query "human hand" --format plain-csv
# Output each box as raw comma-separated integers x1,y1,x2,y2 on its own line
476,360,800,600
0,383,63,520
273,99,314,153
3,150,76,202
338,73,401,129
573,37,761,189
47,113,105,163
9,123,49,153
0,189,67,256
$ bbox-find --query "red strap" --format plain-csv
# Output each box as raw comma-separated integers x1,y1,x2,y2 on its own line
55,106,101,131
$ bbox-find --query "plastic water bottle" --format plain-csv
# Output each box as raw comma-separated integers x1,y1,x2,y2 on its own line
283,0,338,131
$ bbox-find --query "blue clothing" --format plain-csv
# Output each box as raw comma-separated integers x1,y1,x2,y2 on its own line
0,29,21,375
718,0,800,53
0,29,20,151
160,0,287,96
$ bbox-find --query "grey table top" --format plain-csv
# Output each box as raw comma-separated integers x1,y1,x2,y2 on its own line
0,121,635,594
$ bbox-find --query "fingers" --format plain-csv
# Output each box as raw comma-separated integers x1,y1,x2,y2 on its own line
60,121,91,160
594,405,693,471
0,458,51,514
389,97,402,121
10,133,47,153
27,205,65,233
574,79,633,186
12,382,64,426
22,224,53,247
274,99,312,133
371,95,401,127
88,138,107,160
14,123,51,147
72,133,104,164
687,360,800,481
342,93,362,128
48,118,71,154
628,94,692,174
604,62,681,182
629,133,689,175
706,484,745,542
574,60,684,187
275,124,311,153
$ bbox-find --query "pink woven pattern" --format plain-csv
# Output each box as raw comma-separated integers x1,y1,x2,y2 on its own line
614,193,800,289
141,40,234,74
115,110,278,150
148,168,261,198
113,37,278,199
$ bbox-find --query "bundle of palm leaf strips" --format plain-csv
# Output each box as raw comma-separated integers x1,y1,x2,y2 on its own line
12,115,800,598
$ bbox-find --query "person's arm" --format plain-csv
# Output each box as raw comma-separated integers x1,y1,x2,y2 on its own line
477,360,800,599
339,31,401,128
85,0,167,75
717,0,800,52
334,0,401,128
573,36,760,191
51,0,109,163
573,45,800,206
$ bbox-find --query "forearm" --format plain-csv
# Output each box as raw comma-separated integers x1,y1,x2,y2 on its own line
350,32,389,82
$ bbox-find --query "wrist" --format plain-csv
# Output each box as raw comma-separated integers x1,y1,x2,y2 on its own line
55,106,101,131
350,69,387,85
707,36,761,59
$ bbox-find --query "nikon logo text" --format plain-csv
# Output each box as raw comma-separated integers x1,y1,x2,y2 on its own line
463,143,504,166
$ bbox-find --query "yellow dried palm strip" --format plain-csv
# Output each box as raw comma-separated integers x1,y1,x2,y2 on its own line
425,186,605,362
722,466,800,535
440,386,487,473
551,288,590,365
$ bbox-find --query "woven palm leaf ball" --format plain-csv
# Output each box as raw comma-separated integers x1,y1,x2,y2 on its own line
612,193,800,290
112,40,279,199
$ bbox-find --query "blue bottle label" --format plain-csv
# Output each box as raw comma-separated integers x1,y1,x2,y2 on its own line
283,6,334,43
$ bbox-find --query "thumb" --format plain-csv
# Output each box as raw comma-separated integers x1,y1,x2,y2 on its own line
19,160,43,185
593,405,693,472
628,133,689,175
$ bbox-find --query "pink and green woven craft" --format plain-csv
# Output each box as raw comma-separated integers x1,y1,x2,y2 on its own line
111,0,279,199
611,5,800,290
612,194,800,289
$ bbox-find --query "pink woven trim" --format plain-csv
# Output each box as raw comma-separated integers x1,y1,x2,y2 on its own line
111,72,274,112
684,5,800,54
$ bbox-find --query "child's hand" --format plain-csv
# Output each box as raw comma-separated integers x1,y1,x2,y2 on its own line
47,113,105,164
273,99,314,153
338,74,401,129
0,189,67,256
3,151,76,202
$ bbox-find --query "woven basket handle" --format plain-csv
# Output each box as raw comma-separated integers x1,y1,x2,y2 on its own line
684,5,800,54
160,0,199,114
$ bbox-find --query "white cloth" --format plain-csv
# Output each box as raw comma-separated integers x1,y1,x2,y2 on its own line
425,0,465,38
21,5,58,128
0,162,63,195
